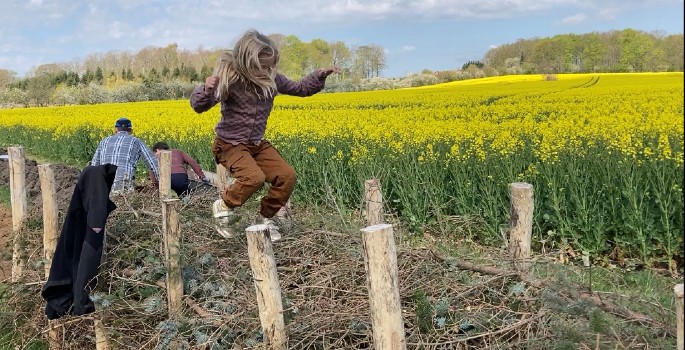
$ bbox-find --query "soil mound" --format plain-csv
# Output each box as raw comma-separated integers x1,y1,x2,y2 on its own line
0,147,81,210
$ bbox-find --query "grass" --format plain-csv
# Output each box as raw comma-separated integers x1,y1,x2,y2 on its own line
0,186,9,208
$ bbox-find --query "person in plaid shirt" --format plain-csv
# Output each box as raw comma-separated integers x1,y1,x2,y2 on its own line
91,117,160,194
190,29,339,240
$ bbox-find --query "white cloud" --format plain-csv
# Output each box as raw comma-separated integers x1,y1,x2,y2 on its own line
560,13,587,24
139,25,157,39
163,0,605,23
108,22,127,40
0,0,682,77
598,8,619,20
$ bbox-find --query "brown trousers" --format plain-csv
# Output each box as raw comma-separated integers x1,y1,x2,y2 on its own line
212,138,296,218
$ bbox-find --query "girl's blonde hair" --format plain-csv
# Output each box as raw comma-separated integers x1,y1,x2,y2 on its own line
214,29,279,100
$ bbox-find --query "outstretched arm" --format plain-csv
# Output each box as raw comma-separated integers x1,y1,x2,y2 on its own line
180,150,206,180
276,66,340,97
320,66,341,77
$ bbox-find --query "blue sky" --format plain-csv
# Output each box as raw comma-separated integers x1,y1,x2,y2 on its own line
1,0,683,78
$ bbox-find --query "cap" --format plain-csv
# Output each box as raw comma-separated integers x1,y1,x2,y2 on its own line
115,117,132,128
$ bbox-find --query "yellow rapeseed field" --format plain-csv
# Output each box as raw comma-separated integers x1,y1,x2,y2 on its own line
1,72,682,262
1,73,681,165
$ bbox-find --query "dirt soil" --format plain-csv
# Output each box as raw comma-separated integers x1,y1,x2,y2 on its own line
0,147,81,281
0,205,12,281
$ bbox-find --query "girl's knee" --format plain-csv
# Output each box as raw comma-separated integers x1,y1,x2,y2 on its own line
245,170,266,188
282,165,296,184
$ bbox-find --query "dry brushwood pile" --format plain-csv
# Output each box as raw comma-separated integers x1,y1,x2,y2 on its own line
8,191,550,349
1,158,679,349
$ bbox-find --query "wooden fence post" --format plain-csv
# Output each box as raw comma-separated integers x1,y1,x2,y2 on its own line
158,150,172,199
162,199,183,318
38,164,59,278
215,163,229,194
94,317,109,350
245,224,287,350
509,182,533,273
360,223,406,350
364,179,383,226
9,146,27,282
676,284,684,350
38,164,62,349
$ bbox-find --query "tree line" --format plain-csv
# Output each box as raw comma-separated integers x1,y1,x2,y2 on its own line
0,34,386,90
0,28,682,107
483,28,683,74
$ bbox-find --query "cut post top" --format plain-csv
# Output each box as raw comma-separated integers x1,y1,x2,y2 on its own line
676,283,684,297
510,182,533,189
245,224,269,233
360,223,393,232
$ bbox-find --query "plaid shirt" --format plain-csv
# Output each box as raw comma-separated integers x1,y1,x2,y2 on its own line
190,70,328,145
91,131,159,189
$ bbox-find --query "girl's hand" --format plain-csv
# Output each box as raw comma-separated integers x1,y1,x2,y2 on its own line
321,66,341,77
205,76,219,93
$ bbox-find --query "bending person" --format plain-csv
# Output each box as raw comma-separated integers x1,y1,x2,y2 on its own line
91,117,159,194
150,141,207,197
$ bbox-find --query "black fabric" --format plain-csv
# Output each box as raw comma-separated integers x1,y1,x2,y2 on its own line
41,164,118,320
170,172,190,196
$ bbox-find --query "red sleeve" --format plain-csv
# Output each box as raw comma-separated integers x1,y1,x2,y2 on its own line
180,150,205,178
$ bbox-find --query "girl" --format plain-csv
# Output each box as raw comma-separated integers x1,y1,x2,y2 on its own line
190,29,339,240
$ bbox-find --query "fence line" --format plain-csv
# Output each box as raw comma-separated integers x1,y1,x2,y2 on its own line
5,144,682,348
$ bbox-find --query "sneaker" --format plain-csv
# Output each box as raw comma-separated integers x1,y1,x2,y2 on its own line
274,206,294,232
212,199,239,238
257,215,281,242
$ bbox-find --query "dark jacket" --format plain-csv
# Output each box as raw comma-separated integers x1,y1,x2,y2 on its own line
41,164,117,320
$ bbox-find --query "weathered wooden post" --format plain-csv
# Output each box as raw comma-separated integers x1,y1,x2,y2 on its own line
216,163,229,194
245,224,287,350
38,164,62,349
9,146,27,282
158,150,172,199
360,223,406,350
94,318,109,350
676,284,684,350
364,179,383,226
38,164,59,278
162,199,183,318
509,182,533,273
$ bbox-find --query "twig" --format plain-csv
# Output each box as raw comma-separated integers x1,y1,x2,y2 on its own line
41,317,94,333
430,248,677,338
185,297,213,318
407,310,548,346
